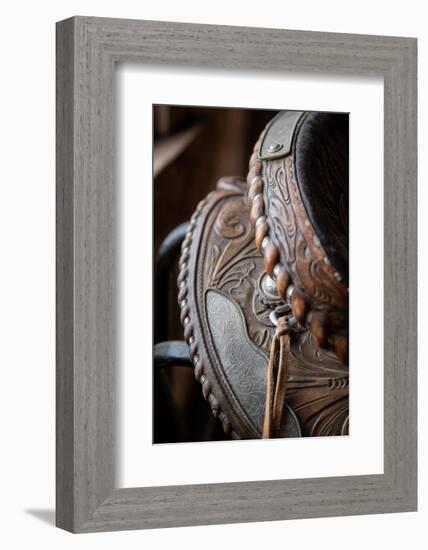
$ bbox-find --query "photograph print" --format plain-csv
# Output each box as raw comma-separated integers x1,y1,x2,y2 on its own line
153,105,349,444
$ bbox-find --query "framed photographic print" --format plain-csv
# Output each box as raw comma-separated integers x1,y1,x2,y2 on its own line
56,16,417,532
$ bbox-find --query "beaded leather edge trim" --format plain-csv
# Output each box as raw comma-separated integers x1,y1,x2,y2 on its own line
246,131,348,364
177,196,232,436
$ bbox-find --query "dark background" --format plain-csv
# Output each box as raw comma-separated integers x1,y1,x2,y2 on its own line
153,104,278,443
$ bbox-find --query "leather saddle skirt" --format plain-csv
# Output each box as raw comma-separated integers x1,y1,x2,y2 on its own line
178,111,349,440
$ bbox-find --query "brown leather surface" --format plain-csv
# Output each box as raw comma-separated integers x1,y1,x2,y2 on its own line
178,178,348,439
247,111,349,364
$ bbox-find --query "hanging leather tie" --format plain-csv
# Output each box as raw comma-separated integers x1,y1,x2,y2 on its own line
263,315,291,438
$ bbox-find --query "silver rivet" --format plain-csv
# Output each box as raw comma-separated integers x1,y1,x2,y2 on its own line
179,281,185,288
193,354,200,365
273,263,281,278
183,317,190,325
260,273,279,299
268,142,283,153
188,336,195,344
181,299,187,307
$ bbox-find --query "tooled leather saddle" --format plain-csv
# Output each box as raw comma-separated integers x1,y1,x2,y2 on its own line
178,110,349,440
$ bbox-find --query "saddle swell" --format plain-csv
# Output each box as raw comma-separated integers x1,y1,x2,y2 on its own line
178,173,349,439
247,111,349,364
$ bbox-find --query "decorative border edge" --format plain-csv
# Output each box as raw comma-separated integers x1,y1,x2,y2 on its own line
177,196,232,436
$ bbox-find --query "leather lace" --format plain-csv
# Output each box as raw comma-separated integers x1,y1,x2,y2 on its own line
262,316,291,438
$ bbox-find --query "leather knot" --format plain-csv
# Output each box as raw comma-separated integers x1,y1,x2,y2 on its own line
276,316,290,337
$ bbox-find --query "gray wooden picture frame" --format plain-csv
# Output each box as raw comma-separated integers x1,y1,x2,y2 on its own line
56,16,417,533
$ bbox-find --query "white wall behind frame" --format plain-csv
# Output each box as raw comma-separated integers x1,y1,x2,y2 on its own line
1,1,424,549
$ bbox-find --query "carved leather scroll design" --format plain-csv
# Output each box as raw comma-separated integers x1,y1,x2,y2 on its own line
247,119,349,364
179,179,349,438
